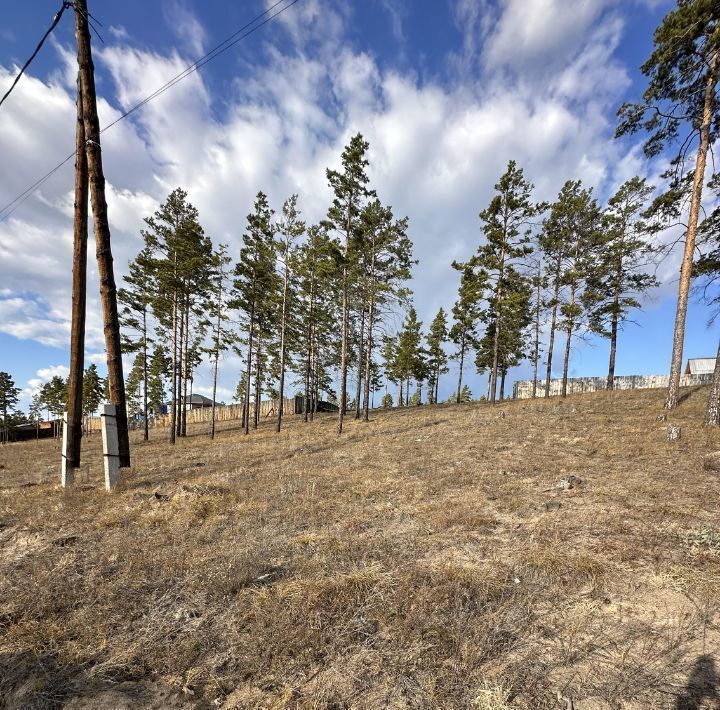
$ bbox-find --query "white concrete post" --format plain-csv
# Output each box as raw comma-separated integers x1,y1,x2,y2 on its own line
101,403,120,491
61,412,74,487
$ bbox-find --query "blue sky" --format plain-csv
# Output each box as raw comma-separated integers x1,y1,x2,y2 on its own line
0,0,716,410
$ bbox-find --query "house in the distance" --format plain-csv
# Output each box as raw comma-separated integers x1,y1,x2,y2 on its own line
169,394,215,411
684,358,716,376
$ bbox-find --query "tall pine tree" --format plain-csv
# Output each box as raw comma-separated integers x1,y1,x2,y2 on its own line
584,177,659,389
325,134,374,433
617,1,720,409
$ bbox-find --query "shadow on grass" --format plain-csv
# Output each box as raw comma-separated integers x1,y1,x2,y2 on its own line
678,385,707,406
675,654,720,709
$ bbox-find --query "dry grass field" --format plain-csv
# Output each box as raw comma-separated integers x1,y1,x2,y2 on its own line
1,386,720,709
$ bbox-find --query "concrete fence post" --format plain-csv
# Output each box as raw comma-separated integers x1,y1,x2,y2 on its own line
101,403,121,491
61,412,74,487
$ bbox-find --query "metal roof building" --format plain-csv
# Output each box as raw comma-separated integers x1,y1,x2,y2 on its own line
684,358,716,375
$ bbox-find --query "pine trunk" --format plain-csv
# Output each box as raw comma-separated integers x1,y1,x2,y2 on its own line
489,243,506,404
76,0,130,467
312,344,320,418
607,299,619,391
338,275,349,432
456,334,465,403
254,329,262,429
363,296,375,421
304,276,315,423
304,329,312,423
210,308,221,440
545,263,561,398
142,306,149,441
666,49,718,410
181,300,189,437
243,305,255,436
276,263,289,434
704,339,720,426
243,326,255,434
169,287,177,444
176,295,185,438
561,319,573,398
338,200,352,435
532,270,541,399
355,308,365,419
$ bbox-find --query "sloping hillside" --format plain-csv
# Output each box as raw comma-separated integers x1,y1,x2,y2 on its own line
1,387,719,709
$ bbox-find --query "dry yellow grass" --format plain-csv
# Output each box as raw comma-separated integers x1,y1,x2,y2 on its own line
1,386,720,709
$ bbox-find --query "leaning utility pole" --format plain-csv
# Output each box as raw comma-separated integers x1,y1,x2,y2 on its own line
63,63,89,483
75,0,130,467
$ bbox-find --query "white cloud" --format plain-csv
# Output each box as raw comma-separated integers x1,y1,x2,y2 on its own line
0,0,684,403
163,0,207,56
484,0,610,73
23,365,71,401
108,25,130,42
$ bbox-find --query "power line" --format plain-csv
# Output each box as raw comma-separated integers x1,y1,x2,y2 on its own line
0,1,72,110
0,0,301,223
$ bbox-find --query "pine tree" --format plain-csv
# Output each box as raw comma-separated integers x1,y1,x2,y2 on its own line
126,354,144,418
275,195,305,433
584,177,659,389
426,308,449,405
206,244,234,439
356,199,413,420
82,363,103,433
474,160,539,403
119,245,155,440
557,186,602,398
141,188,213,443
147,346,170,417
233,192,278,435
0,372,20,444
691,196,720,424
28,393,43,439
450,261,485,403
617,1,720,409
541,180,602,398
528,254,547,398
39,376,67,436
395,306,425,406
295,224,339,422
234,374,247,405
325,134,374,433
381,334,401,405
475,267,532,399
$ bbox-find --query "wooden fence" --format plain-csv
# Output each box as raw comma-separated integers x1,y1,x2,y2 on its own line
84,396,338,432
152,396,302,428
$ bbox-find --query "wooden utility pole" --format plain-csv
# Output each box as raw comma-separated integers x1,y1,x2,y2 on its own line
75,0,130,467
64,64,89,480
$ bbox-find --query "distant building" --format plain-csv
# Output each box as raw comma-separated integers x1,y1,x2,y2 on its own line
684,358,716,376
169,394,215,411
9,420,58,442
